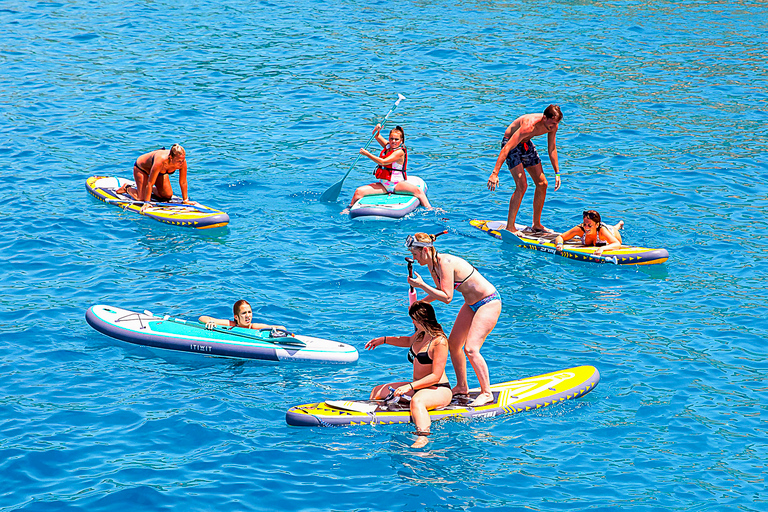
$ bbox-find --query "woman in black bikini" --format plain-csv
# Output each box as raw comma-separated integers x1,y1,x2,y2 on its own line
116,144,195,211
365,301,452,448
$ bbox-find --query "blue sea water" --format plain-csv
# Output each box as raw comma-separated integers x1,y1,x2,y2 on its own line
1,0,767,510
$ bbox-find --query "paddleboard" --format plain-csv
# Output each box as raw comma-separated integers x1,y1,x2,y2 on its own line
286,365,599,426
86,305,359,364
349,176,427,220
86,176,230,229
471,220,669,265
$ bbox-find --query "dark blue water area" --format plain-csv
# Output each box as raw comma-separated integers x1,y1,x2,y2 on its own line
1,0,767,510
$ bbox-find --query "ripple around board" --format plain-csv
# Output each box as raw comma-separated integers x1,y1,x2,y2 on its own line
2,0,768,510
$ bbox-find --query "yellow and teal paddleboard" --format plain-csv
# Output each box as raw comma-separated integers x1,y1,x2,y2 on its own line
471,220,668,265
86,176,229,229
286,365,599,426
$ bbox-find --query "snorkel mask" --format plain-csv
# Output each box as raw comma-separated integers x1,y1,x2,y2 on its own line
405,234,434,249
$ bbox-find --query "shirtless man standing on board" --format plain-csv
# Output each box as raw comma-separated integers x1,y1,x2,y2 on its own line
487,104,563,235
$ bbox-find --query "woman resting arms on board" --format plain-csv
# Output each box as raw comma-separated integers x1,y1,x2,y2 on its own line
554,210,624,256
347,124,432,209
116,144,196,212
365,301,452,448
198,300,285,331
406,231,501,407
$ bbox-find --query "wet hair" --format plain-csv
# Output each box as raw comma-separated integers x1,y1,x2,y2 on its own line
169,143,185,159
411,231,448,284
543,104,563,122
408,301,446,339
582,210,602,226
233,299,251,318
390,126,405,143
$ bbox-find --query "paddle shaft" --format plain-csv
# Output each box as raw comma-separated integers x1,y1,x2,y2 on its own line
499,229,617,264
319,94,406,202
104,196,213,213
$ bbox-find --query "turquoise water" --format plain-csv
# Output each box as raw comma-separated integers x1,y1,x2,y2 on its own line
2,0,767,510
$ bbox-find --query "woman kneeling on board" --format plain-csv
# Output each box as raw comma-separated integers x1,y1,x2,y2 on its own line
347,124,432,209
116,144,196,212
554,210,624,256
406,232,501,407
365,301,452,448
199,300,285,331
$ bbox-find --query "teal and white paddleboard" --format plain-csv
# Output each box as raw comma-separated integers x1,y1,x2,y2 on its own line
349,176,427,220
86,305,359,364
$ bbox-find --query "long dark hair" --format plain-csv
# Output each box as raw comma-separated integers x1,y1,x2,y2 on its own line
408,301,446,339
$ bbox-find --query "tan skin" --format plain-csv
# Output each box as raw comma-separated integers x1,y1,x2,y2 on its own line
198,303,285,331
365,320,452,449
407,246,500,407
555,217,624,256
117,148,195,213
348,125,432,209
487,113,561,234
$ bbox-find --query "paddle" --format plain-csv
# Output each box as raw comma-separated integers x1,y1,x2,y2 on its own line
103,196,213,213
143,310,307,347
319,93,406,203
499,229,618,264
405,257,417,305
325,387,411,413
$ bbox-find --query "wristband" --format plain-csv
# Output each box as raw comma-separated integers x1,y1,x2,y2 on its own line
409,383,414,391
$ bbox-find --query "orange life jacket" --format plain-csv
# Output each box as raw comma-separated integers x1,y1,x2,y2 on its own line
374,144,408,181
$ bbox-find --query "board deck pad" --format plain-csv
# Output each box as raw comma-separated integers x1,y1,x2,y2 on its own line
286,365,600,426
349,176,426,220
470,219,669,265
86,176,230,229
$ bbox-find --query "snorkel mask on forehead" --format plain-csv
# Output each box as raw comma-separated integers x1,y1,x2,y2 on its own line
405,230,448,249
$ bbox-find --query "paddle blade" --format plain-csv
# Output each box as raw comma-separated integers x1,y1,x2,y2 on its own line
499,229,523,246
319,180,343,202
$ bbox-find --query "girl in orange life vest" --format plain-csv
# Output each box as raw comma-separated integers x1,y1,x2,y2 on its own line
347,125,433,209
554,210,625,256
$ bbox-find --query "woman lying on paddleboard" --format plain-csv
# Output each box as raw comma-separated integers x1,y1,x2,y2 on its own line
365,301,452,448
198,300,285,331
347,125,432,209
406,232,501,407
116,144,196,212
554,210,624,256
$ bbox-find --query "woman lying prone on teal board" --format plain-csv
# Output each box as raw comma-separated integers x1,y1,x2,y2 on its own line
199,300,285,331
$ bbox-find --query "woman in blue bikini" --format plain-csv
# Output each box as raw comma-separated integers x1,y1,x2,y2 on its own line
406,231,501,407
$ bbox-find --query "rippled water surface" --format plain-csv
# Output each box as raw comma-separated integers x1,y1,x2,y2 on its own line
2,0,767,510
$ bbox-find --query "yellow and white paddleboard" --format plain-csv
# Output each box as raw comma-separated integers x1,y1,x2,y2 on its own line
286,365,600,426
86,176,229,229
471,220,668,265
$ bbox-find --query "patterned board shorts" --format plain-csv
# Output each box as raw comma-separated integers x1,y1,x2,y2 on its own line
502,137,541,170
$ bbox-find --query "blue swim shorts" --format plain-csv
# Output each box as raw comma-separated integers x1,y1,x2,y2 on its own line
502,137,541,170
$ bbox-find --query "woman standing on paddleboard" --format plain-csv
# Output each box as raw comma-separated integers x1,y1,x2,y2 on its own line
365,301,452,448
406,232,501,407
347,125,432,209
116,144,196,212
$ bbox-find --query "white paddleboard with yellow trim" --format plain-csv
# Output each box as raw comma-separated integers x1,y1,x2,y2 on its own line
471,219,669,265
286,365,600,426
86,176,229,229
